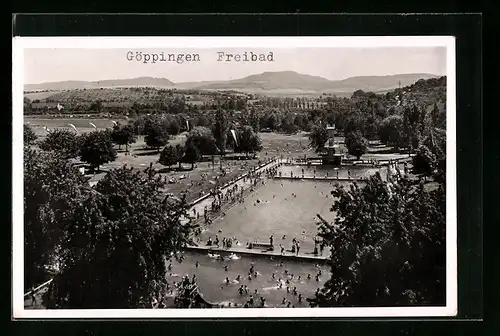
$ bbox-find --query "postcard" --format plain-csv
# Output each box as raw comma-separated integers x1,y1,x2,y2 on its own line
12,36,456,318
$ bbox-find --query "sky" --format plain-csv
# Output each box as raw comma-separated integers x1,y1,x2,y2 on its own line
24,47,447,84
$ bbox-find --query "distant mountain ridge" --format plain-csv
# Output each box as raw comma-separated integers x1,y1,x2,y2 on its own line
25,71,439,94
25,77,175,91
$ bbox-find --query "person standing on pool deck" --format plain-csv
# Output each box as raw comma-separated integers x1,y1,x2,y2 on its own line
296,242,300,255
30,286,36,305
269,235,274,246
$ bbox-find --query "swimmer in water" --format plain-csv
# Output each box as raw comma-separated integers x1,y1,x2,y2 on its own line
195,261,199,268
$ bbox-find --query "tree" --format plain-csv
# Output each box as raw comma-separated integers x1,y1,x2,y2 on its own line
175,144,185,170
309,173,446,307
379,115,405,148
111,124,137,152
185,126,217,156
266,113,278,130
79,130,117,172
345,130,368,160
24,124,38,146
213,108,228,156
280,113,298,134
159,145,180,169
183,141,201,170
238,125,263,158
45,166,196,308
247,108,260,133
308,123,329,153
196,115,211,128
24,147,89,289
225,122,238,151
39,129,80,158
145,120,169,151
167,118,181,135
412,145,437,177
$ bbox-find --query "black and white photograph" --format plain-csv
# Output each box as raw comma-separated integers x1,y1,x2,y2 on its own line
12,36,456,318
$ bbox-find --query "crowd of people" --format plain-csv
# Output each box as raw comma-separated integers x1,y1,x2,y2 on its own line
173,257,327,308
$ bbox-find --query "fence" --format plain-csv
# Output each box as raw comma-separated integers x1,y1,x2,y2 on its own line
24,279,53,298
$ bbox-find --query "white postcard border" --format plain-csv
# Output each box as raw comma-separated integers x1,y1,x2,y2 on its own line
12,36,457,318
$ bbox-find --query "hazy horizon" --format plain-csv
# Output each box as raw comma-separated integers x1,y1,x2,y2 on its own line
24,47,446,85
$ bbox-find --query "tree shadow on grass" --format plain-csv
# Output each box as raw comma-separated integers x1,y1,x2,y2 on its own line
366,147,403,155
156,166,194,173
134,147,158,152
134,150,160,157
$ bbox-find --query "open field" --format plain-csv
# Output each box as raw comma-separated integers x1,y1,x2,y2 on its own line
24,91,64,100
25,117,120,136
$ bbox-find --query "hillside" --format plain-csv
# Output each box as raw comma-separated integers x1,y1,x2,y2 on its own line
25,71,439,95
326,73,438,92
191,71,438,93
190,71,332,91
25,77,175,91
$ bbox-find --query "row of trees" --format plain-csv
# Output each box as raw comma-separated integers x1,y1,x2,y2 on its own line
25,109,263,173
307,80,447,307
306,101,445,160
29,127,117,172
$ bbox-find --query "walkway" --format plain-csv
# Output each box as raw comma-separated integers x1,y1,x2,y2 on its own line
273,175,367,182
182,158,282,223
185,245,329,262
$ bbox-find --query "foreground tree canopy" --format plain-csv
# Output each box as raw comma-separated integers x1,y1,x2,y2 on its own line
44,165,196,308
24,124,38,146
24,148,89,289
309,173,446,307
